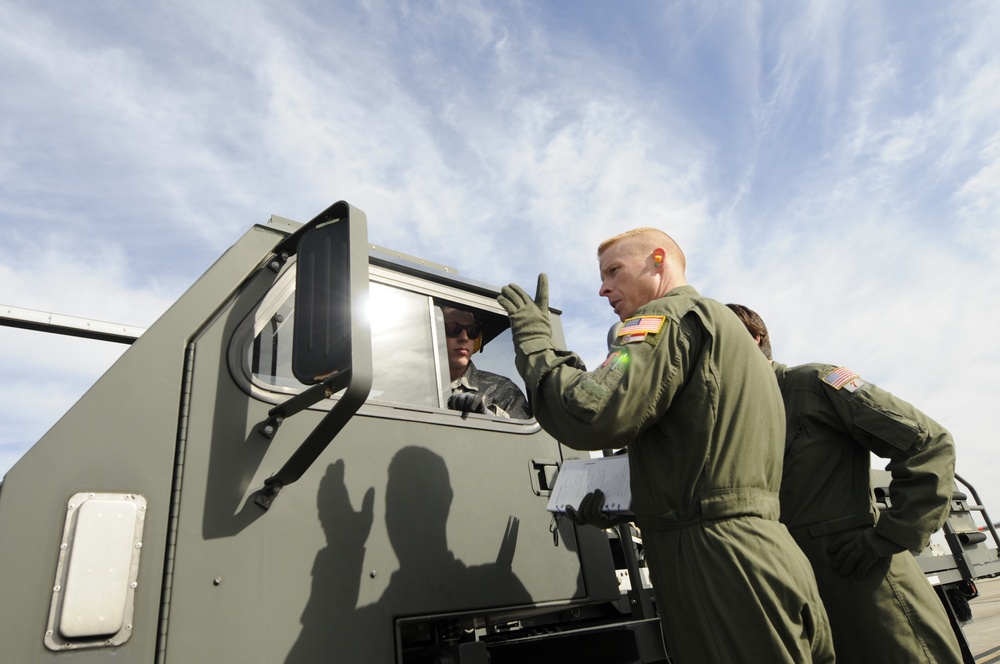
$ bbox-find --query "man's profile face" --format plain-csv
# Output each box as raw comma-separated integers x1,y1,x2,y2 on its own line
443,308,478,380
598,240,659,321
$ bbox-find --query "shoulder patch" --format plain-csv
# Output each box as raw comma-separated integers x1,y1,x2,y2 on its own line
601,349,629,369
841,376,867,393
619,315,666,336
822,366,863,390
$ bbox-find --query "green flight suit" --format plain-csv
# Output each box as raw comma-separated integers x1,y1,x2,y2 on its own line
517,287,834,663
773,361,962,663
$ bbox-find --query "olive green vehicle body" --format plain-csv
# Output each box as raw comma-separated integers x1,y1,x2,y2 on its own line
0,204,660,663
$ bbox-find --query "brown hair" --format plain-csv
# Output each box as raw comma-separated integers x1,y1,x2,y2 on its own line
726,303,772,360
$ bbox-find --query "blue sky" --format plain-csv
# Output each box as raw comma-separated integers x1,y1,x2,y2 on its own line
2,1,999,518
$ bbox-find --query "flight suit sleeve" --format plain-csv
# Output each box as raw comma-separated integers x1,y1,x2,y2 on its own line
517,316,695,452
821,372,956,552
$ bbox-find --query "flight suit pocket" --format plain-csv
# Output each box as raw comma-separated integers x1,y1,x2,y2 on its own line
849,392,922,452
783,413,807,461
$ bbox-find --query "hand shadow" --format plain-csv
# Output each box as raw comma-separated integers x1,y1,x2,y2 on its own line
285,459,374,662
286,448,533,663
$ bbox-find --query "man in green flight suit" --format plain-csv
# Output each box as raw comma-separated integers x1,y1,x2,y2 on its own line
498,228,834,663
727,303,963,663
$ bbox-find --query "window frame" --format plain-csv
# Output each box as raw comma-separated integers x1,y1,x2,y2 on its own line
228,259,538,432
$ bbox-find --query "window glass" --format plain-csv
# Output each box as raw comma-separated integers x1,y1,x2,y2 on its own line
251,295,297,389
367,283,446,407
474,328,526,394
437,302,531,420
247,272,529,420
250,281,446,408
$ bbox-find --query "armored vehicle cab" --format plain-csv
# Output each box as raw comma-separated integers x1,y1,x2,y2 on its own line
0,202,663,663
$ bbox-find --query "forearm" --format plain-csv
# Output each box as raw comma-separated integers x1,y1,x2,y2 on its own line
829,380,957,551
521,349,644,451
878,428,956,551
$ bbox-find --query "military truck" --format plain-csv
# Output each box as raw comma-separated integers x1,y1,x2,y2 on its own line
0,201,664,663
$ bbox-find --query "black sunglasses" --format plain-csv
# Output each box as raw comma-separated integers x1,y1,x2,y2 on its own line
444,322,482,338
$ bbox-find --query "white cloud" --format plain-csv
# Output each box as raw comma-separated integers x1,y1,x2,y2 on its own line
0,230,178,324
2,0,1000,522
0,328,126,472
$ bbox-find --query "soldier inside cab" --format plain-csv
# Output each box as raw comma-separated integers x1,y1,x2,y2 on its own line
441,305,531,420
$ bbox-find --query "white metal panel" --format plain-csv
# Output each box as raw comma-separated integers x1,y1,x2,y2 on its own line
45,493,147,650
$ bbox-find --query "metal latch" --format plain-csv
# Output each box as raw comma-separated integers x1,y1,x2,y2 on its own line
529,458,558,497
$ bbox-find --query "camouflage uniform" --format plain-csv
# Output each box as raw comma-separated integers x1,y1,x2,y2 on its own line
452,361,531,419
516,286,834,663
773,361,963,663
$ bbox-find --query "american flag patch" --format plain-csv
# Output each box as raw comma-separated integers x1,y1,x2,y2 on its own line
823,367,860,390
619,315,665,336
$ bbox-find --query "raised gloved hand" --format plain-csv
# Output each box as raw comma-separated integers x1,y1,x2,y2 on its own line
564,490,632,530
448,391,486,414
828,529,906,579
498,274,552,349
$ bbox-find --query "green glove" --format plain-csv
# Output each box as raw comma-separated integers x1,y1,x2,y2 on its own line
564,489,632,530
498,274,552,350
828,529,905,579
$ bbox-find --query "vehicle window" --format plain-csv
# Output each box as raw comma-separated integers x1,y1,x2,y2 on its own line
245,265,529,420
475,328,523,391
251,292,297,389
367,283,447,407
250,281,447,408
436,301,531,420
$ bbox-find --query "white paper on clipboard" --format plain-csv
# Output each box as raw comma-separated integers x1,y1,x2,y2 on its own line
545,456,632,515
